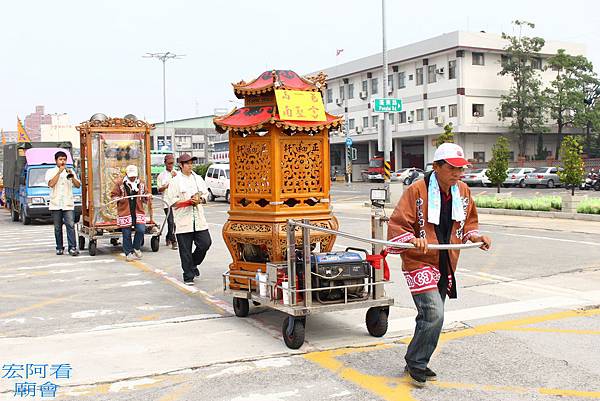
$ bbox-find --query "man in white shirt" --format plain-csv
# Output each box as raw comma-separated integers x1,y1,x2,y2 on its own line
157,154,178,250
45,151,81,256
165,153,212,285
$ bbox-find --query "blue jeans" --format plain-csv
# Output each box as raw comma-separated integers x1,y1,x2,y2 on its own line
52,210,76,251
405,289,446,370
122,224,145,255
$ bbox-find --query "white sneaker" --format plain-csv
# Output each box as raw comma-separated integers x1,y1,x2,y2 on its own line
134,249,142,259
126,253,136,262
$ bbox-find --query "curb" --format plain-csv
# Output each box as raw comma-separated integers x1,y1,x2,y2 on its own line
476,208,600,222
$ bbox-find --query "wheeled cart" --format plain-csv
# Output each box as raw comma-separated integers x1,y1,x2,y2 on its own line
76,115,166,256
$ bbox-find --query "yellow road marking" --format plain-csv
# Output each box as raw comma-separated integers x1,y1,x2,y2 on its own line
157,382,192,401
140,314,160,321
305,307,600,400
0,296,72,319
502,327,600,335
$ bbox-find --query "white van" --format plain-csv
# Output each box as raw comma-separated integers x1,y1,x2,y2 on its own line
205,164,230,202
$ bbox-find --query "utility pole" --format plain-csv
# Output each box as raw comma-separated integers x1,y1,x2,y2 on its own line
143,52,185,155
344,97,351,186
381,0,391,199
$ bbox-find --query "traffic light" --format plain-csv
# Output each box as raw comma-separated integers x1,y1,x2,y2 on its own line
346,146,357,161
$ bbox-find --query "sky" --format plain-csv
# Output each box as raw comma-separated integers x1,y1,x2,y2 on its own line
1,0,599,131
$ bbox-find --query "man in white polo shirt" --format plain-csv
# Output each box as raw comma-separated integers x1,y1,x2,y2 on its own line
157,153,178,250
165,153,212,285
45,150,81,256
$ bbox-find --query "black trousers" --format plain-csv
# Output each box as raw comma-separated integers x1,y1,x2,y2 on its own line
163,208,176,243
176,229,212,281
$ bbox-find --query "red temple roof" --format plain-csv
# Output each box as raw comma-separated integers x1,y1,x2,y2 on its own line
232,70,319,98
214,106,342,134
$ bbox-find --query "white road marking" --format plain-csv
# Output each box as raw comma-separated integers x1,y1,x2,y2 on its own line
71,310,123,319
135,305,174,311
480,230,600,246
89,314,222,331
120,281,153,288
17,259,116,270
109,378,157,393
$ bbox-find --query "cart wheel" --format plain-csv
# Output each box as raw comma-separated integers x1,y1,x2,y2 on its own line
366,307,389,337
88,240,97,256
151,236,160,252
78,236,86,251
110,238,119,246
233,297,249,317
282,316,305,349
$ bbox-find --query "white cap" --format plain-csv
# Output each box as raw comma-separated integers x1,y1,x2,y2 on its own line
433,143,470,167
126,165,138,178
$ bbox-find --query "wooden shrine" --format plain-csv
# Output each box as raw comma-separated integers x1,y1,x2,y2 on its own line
214,70,343,289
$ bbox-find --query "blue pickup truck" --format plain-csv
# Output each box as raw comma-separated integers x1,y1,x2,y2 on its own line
3,142,82,225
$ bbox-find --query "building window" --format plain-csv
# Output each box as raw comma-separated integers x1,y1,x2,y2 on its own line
363,116,369,128
388,74,394,92
416,68,423,86
326,88,333,104
362,80,368,93
531,57,542,70
339,86,345,100
501,54,512,67
449,104,457,118
371,78,379,94
348,118,355,130
501,104,513,117
472,52,484,66
389,113,395,124
427,65,437,84
372,116,379,129
399,111,407,123
408,74,413,81
473,151,485,163
428,107,437,120
440,105,446,112
348,83,354,99
472,104,484,117
398,72,406,88
416,109,424,121
448,60,456,79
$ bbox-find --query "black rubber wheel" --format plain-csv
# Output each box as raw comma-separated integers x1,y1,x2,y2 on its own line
21,206,31,225
403,177,410,185
547,180,555,188
88,240,97,256
151,236,160,252
225,190,230,204
78,236,86,251
282,316,305,349
110,238,119,246
366,307,389,337
519,179,526,188
208,189,215,202
11,206,19,222
233,297,249,317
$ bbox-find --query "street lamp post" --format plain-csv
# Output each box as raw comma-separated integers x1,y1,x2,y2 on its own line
143,52,185,154
381,0,391,200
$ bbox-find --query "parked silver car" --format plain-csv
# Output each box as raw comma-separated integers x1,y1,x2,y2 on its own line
523,167,563,188
461,168,490,186
503,167,536,188
391,167,425,184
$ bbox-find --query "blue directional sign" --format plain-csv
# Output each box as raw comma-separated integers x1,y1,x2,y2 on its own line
345,137,353,147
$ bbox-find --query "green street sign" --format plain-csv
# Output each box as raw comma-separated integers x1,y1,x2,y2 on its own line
373,98,403,113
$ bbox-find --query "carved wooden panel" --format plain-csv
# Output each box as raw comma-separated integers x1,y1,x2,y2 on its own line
280,140,323,194
233,140,272,194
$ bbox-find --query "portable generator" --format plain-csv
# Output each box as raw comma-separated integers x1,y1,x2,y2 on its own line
305,251,371,303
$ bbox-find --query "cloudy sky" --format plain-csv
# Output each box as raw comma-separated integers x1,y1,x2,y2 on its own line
1,0,598,131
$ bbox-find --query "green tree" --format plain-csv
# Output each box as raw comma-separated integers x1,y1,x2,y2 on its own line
193,163,212,178
544,49,595,158
498,20,547,158
558,136,584,196
435,124,455,147
576,79,600,157
486,136,510,193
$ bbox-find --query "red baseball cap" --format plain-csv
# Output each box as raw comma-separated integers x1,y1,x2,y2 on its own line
433,143,470,167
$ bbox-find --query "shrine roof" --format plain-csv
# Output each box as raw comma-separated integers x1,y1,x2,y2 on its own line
232,70,319,98
213,106,342,133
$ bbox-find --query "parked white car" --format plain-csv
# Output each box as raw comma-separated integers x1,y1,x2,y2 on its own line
205,164,230,202
503,167,536,188
461,168,491,186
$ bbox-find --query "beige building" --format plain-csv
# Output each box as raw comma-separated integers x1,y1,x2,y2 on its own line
40,113,80,148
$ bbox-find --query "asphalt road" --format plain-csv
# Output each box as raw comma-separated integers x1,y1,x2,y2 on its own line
0,196,599,401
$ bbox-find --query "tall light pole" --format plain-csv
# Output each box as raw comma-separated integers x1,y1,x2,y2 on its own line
381,0,391,198
143,52,185,154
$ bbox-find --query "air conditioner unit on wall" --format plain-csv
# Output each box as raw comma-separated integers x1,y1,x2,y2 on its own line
436,67,445,74
387,88,393,94
407,116,414,123
359,91,368,99
336,98,343,106
356,126,363,133
434,116,445,125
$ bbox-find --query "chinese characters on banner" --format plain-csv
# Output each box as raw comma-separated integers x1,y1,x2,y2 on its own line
274,90,327,122
1,363,72,398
